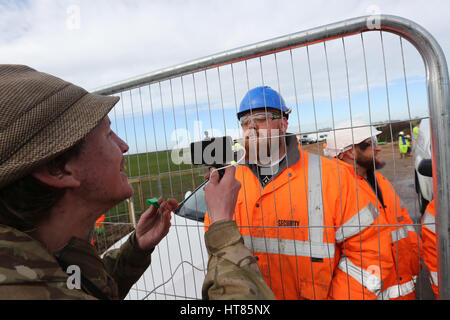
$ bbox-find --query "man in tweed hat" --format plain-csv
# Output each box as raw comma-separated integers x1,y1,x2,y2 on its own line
0,65,178,299
0,65,274,300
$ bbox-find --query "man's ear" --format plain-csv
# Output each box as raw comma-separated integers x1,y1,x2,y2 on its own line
31,163,81,189
342,148,356,161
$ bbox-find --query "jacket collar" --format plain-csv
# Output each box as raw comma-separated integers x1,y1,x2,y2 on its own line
336,158,360,178
336,159,386,208
0,223,69,285
0,222,117,299
54,236,119,299
245,132,301,181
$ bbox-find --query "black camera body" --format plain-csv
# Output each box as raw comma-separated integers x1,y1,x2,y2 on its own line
190,136,234,179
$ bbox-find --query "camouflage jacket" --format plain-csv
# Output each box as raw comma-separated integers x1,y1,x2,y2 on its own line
0,224,152,300
202,220,275,300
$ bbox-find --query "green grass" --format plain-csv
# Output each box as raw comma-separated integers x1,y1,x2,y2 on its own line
124,150,194,178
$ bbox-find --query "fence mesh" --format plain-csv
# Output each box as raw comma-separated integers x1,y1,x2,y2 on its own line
91,20,443,300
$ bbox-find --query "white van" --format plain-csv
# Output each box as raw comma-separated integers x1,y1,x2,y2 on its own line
318,133,329,142
414,118,433,214
297,134,317,144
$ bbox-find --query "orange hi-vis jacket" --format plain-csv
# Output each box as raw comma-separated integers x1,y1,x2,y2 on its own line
421,200,438,298
337,161,420,300
95,214,105,227
205,137,399,300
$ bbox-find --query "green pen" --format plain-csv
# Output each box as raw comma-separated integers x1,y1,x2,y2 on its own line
146,197,160,208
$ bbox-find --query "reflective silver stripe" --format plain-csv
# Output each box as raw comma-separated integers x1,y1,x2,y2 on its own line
378,276,417,300
422,210,436,234
335,203,380,243
243,235,335,258
307,153,324,245
391,226,416,243
429,271,438,287
337,257,382,296
241,154,335,260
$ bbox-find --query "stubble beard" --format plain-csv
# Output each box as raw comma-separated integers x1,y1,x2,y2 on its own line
243,128,284,165
356,151,386,171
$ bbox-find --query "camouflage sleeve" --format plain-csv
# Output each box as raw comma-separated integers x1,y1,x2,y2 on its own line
202,220,275,300
102,231,153,299
0,225,96,300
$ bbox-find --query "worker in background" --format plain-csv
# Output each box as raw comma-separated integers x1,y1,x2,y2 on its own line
0,65,272,300
88,214,105,246
422,199,438,298
413,122,420,146
398,131,409,159
325,124,420,299
418,159,438,298
406,134,412,156
204,86,398,300
95,214,106,235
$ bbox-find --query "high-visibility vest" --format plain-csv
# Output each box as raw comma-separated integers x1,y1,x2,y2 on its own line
421,200,438,298
91,214,106,246
95,214,105,227
337,161,420,300
205,146,397,300
413,126,419,140
399,136,408,153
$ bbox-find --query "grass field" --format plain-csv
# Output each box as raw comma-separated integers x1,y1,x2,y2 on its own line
109,149,207,219
124,149,194,177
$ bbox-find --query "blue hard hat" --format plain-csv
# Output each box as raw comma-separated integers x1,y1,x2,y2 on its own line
237,86,290,119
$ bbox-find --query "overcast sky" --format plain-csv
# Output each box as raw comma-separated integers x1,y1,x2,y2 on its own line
1,0,449,90
1,0,448,153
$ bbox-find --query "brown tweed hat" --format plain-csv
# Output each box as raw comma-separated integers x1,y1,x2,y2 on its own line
0,65,119,188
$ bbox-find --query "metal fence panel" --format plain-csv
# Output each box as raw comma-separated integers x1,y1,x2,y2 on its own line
91,15,450,300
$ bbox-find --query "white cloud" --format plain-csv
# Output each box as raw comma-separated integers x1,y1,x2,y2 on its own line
0,0,447,153
1,0,448,91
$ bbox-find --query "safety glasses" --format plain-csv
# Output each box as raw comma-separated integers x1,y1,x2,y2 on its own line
240,112,282,127
358,136,378,151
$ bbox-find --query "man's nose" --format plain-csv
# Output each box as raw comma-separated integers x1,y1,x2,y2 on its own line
115,134,129,153
248,118,258,129
121,140,129,154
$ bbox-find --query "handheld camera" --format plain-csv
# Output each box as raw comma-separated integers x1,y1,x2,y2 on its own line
190,136,235,179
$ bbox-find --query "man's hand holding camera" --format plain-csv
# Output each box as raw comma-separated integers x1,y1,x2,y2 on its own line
204,166,241,223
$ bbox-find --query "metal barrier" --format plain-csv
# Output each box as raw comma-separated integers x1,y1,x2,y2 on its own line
92,15,450,299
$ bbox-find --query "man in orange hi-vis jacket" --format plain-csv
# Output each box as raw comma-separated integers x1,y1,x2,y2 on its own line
95,214,106,234
325,123,420,299
418,159,438,298
204,86,398,300
422,199,438,298
89,214,106,246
